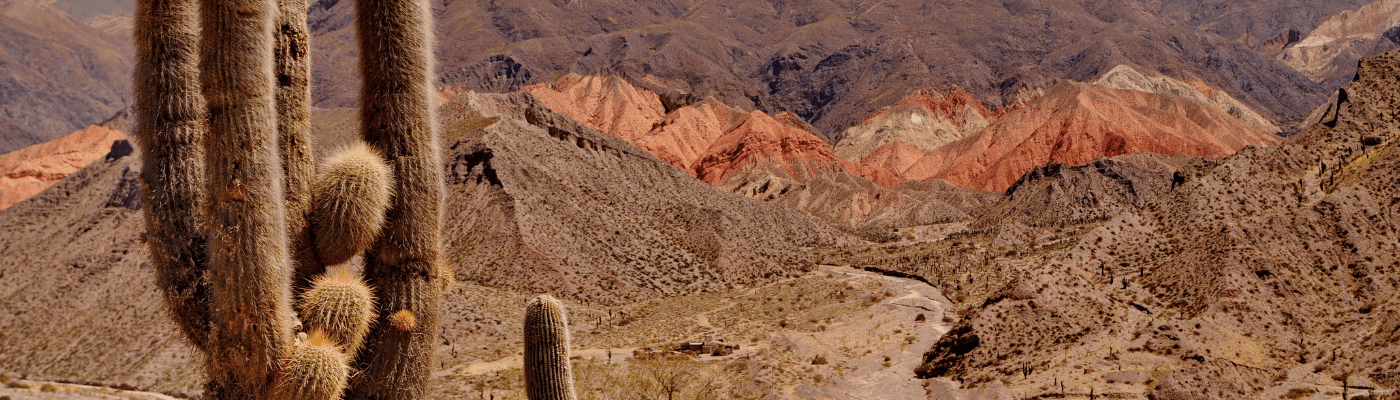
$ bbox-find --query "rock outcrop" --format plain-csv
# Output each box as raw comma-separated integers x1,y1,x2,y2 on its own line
1093,65,1282,134
1280,0,1400,91
833,87,1003,163
895,81,1282,193
0,124,125,210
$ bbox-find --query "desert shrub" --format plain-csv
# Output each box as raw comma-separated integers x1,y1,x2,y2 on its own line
1283,387,1316,399
39,383,57,393
811,355,829,365
5,381,28,389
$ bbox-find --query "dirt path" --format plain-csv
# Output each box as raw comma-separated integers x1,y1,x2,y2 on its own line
787,265,954,400
0,379,180,400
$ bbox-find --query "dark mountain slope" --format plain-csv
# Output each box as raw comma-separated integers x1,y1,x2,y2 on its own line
1147,0,1373,54
305,0,1327,140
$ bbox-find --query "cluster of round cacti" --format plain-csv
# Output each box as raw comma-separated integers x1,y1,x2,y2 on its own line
281,144,395,399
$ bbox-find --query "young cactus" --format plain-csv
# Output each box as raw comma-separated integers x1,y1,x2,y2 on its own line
273,330,351,400
308,142,394,266
300,270,377,355
524,295,578,400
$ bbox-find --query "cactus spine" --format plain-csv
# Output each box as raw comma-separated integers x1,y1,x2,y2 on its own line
198,0,293,395
524,295,578,400
344,0,445,398
133,0,210,354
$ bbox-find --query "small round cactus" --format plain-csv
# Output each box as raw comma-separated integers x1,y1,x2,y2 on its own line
299,270,376,354
524,295,577,400
274,330,350,400
389,309,418,332
309,142,394,266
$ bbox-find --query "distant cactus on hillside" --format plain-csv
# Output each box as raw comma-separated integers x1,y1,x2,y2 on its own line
134,0,442,398
524,295,579,400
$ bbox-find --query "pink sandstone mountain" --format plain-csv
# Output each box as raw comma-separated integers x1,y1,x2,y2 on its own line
1092,65,1283,134
0,124,125,210
880,81,1283,193
527,75,899,189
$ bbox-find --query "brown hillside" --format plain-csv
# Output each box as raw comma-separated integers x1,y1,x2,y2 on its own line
0,0,131,154
1281,0,1400,91
917,49,1400,400
437,91,851,304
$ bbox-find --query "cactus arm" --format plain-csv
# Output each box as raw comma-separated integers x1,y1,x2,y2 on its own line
199,0,294,396
274,0,320,293
133,0,212,354
344,0,445,398
524,295,579,400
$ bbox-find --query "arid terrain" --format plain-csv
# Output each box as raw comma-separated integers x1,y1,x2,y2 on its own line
3,1,1400,400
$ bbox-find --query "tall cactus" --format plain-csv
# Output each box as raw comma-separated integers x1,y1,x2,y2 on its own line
198,0,292,395
138,0,441,397
524,295,579,400
344,0,445,397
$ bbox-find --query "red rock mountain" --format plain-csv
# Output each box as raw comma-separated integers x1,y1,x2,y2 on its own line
527,75,897,189
886,82,1283,193
524,75,985,229
0,124,125,210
